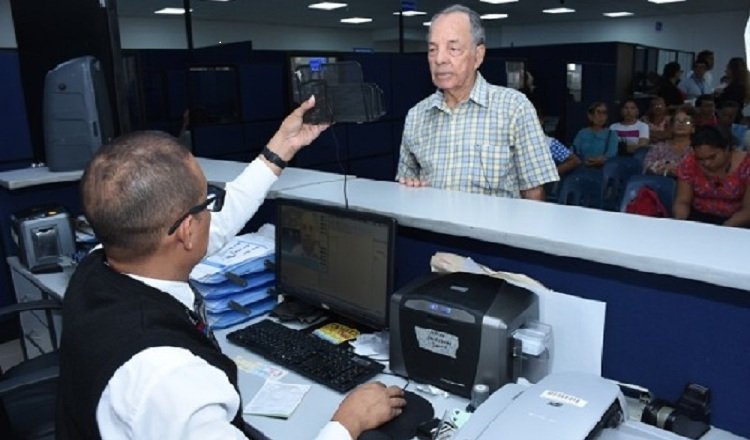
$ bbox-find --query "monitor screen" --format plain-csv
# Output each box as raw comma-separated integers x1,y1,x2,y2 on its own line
275,199,396,330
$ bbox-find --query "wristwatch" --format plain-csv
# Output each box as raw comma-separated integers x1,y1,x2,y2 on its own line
261,146,288,169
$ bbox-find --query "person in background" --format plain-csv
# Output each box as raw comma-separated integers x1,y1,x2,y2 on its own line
717,100,749,149
678,60,711,102
715,57,749,113
694,94,718,127
641,96,672,143
656,62,685,108
643,107,695,177
56,97,407,440
571,102,618,168
609,99,650,154
694,50,716,93
674,125,750,227
535,104,581,176
396,4,558,200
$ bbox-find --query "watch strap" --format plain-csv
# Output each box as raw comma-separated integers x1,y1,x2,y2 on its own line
261,146,288,169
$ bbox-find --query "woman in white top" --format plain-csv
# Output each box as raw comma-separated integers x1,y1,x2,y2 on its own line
610,99,650,154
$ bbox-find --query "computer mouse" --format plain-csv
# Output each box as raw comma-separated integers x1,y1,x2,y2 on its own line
359,390,435,440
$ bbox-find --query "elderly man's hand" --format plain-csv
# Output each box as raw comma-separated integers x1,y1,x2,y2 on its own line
331,383,406,439
398,177,429,187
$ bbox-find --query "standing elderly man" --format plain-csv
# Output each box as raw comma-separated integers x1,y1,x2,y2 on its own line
56,97,406,440
396,4,558,199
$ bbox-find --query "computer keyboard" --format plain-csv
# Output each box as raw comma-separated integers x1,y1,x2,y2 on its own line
227,319,384,393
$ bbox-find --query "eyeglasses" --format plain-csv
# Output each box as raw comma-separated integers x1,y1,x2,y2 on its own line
673,119,693,125
167,184,226,235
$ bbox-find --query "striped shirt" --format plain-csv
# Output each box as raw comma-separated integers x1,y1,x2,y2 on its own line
396,73,559,198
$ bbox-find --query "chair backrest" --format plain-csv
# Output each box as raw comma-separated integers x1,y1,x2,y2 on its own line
619,174,677,216
601,156,641,211
0,300,60,440
557,167,603,209
632,146,650,168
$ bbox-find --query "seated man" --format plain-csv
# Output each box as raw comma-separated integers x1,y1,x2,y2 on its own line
56,97,406,439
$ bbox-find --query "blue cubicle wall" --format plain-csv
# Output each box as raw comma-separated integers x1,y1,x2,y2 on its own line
0,50,34,169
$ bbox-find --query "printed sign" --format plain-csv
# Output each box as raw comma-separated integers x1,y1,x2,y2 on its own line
414,326,459,358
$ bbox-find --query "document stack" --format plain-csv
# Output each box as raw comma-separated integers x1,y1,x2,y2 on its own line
189,225,277,329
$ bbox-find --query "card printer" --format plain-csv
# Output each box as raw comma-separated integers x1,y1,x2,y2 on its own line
11,205,75,273
454,372,690,440
389,272,542,398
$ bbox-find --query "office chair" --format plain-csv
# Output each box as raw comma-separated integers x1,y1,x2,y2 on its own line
601,156,641,211
557,167,603,209
619,174,677,216
0,300,61,440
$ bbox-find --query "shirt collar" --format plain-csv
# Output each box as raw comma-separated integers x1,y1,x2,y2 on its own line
429,71,490,111
125,273,195,310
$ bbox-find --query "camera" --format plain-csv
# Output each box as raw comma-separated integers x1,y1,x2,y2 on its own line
292,61,385,124
641,383,711,439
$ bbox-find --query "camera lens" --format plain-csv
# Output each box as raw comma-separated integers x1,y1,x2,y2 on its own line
642,400,678,431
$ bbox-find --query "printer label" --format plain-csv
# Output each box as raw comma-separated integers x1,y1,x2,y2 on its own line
414,326,459,358
540,390,588,408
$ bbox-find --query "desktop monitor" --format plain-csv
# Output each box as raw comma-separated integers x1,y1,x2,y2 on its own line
275,199,396,330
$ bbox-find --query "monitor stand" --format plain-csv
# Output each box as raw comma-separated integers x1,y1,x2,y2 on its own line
270,296,325,324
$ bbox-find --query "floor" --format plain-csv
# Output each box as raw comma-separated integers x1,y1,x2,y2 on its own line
0,338,24,372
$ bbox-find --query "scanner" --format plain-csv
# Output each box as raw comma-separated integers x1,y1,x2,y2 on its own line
389,272,543,398
454,373,693,440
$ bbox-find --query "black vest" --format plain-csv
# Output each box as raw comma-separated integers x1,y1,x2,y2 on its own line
56,250,253,439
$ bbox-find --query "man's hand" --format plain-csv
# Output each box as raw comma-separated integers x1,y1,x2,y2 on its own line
331,383,406,439
266,96,329,163
398,177,429,187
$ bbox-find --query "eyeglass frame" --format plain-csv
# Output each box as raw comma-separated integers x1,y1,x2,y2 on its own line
167,184,226,235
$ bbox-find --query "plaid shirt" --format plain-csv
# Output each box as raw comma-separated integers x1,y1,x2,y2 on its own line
548,136,572,164
396,73,558,198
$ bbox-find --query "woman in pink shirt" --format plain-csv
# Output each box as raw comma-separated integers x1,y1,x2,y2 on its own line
674,125,750,227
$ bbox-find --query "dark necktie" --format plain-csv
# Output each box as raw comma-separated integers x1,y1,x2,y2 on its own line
189,282,219,348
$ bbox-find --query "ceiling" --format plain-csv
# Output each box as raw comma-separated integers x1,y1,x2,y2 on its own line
115,0,750,32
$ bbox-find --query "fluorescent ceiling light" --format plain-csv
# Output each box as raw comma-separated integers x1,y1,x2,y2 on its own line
308,2,348,10
422,21,431,26
393,11,427,17
481,13,509,20
480,0,518,4
543,7,576,14
340,17,372,24
154,7,188,15
647,0,686,3
603,11,634,17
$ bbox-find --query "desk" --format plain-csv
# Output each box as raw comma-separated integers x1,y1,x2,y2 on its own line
215,324,465,440
196,157,350,196
277,178,750,291
8,256,747,439
0,166,82,190
3,158,750,435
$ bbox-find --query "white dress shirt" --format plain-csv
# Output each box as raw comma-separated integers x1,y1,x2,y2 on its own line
95,158,352,440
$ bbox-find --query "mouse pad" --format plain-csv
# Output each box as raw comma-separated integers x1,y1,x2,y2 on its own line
359,390,435,440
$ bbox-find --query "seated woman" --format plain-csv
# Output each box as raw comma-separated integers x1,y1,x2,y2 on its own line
610,99,650,154
641,96,672,143
572,102,618,168
643,107,695,177
673,126,750,227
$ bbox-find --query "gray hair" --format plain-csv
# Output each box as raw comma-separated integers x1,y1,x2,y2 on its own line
428,4,485,46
